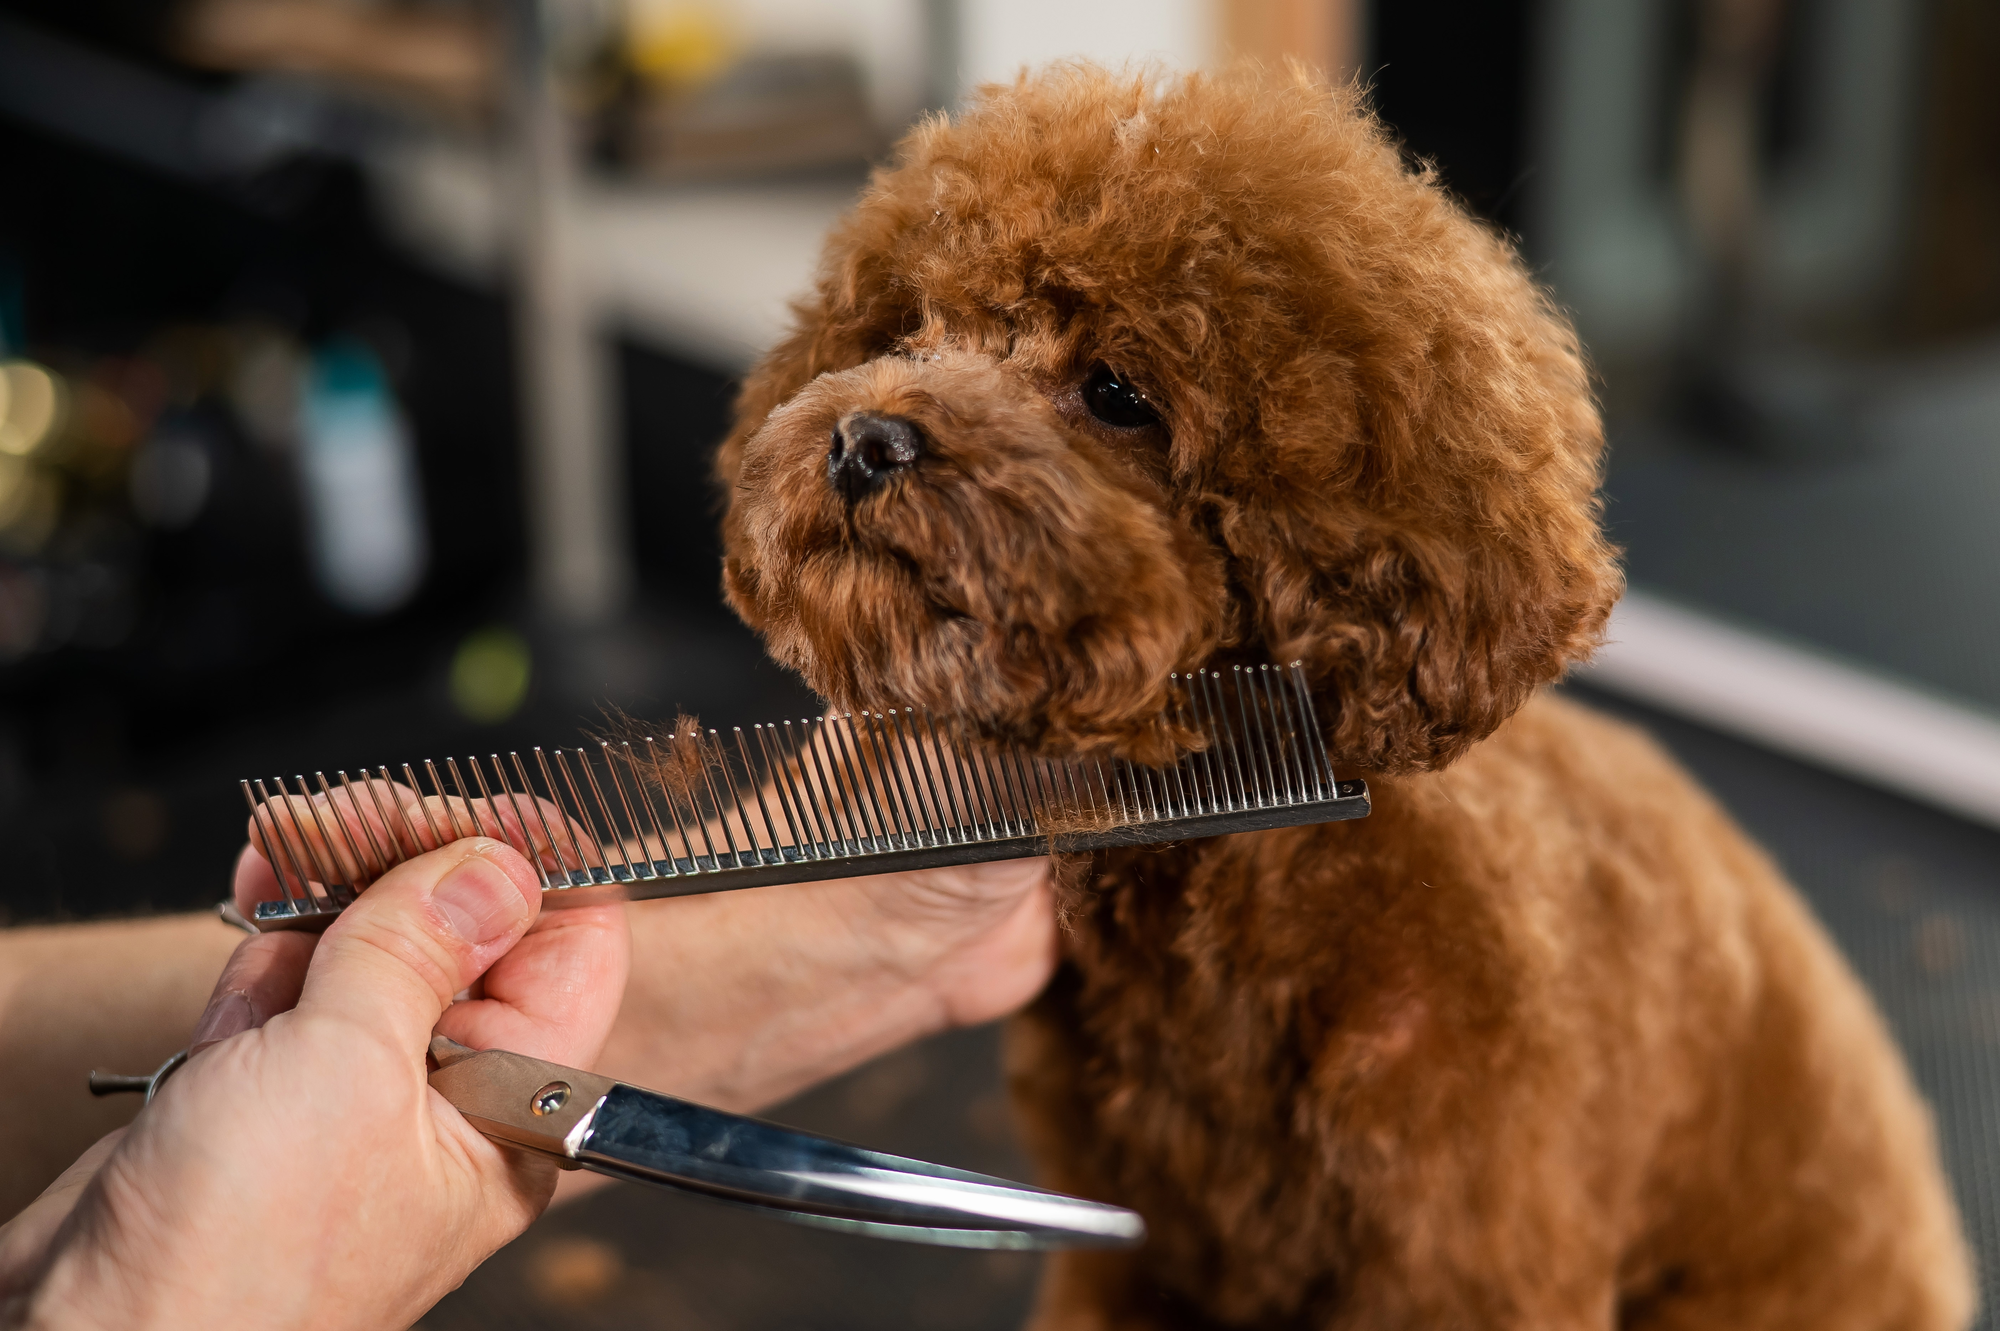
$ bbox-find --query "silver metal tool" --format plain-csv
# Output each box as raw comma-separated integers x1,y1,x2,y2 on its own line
238,663,1370,931
425,1036,1144,1249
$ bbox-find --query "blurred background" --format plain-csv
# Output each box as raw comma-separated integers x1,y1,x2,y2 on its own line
1,0,1997,1325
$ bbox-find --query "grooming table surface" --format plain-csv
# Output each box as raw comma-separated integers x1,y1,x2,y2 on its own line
420,685,2000,1330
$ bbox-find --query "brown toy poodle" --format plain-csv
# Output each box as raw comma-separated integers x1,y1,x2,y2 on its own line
715,64,1974,1329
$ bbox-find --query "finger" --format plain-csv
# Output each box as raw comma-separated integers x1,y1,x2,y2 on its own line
231,841,284,917
236,781,586,912
295,838,541,1055
189,931,318,1054
240,779,436,902
435,901,629,1067
0,1129,126,1295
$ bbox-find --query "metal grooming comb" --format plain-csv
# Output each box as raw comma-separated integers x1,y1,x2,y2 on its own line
239,663,1370,931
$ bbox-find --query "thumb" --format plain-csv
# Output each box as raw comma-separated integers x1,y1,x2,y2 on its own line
295,838,541,1054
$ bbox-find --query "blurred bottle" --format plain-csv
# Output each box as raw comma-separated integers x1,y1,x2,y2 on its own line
296,337,428,614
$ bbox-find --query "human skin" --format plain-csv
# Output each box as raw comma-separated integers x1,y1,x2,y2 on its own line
0,838,630,1328
0,848,1053,1219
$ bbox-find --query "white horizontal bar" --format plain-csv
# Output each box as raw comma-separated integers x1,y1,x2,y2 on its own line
1577,589,2000,831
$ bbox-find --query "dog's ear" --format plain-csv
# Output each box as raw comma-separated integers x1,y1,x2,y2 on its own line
1217,236,1622,776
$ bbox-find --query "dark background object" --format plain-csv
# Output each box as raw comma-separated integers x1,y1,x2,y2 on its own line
1366,0,1533,232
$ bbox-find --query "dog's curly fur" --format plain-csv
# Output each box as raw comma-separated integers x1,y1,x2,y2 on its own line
717,64,1974,1329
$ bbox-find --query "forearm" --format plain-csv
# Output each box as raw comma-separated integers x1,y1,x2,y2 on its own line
0,916,240,1220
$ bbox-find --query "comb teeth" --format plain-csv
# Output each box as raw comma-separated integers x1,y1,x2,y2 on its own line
243,663,1370,930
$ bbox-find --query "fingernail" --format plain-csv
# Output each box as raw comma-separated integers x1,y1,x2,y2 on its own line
432,852,524,947
190,991,255,1052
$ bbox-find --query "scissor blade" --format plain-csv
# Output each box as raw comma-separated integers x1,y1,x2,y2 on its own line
576,1083,1145,1250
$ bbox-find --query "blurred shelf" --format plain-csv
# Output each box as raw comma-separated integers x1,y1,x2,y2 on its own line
368,137,857,374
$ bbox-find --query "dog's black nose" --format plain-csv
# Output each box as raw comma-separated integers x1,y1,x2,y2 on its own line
828,413,923,505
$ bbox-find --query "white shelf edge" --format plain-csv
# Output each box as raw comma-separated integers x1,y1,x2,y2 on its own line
1576,588,2000,832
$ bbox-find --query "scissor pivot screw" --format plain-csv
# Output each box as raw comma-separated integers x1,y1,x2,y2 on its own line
531,1082,571,1116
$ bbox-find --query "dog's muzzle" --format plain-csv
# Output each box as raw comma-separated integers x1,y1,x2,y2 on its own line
827,411,923,505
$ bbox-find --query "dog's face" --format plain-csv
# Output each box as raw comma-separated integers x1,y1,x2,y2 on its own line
719,66,1621,772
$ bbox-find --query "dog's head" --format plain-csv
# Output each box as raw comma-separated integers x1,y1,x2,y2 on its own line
717,64,1620,773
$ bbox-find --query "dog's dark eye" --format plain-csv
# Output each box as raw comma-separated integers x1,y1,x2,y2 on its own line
1082,365,1160,429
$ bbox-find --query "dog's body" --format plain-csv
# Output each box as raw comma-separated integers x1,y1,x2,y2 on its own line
716,65,1972,1328
1011,692,1967,1328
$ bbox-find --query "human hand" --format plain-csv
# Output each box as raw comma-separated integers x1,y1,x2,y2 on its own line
224,772,1054,1122
0,838,628,1330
